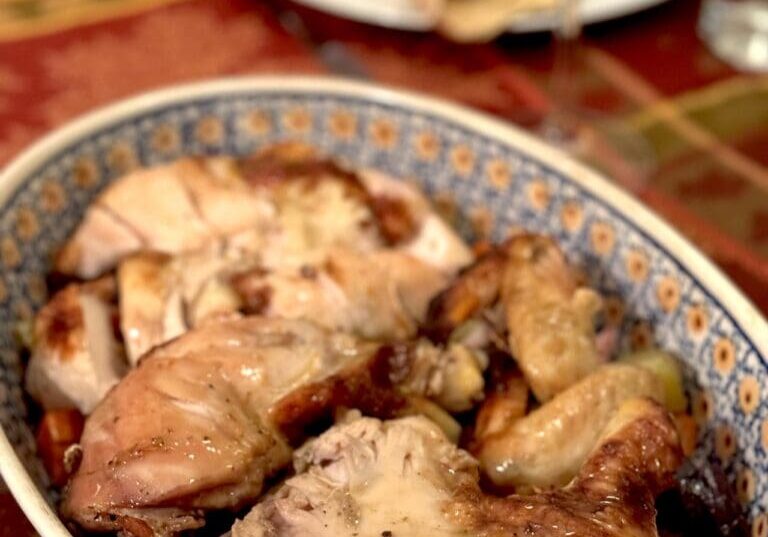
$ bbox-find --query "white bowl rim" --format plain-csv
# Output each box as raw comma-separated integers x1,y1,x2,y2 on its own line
1,75,766,537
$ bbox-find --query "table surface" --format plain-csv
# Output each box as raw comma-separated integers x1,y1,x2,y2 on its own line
0,0,766,532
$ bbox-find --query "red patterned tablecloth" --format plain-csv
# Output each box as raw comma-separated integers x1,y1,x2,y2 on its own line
0,0,766,532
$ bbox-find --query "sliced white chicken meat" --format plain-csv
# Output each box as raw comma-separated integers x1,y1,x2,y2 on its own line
234,398,682,537
56,144,472,280
117,247,251,365
117,252,186,366
62,317,484,536
56,157,274,278
232,249,450,340
116,245,453,364
360,169,473,273
25,279,126,414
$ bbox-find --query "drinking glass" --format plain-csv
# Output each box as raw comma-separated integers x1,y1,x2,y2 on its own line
539,0,655,191
699,0,768,72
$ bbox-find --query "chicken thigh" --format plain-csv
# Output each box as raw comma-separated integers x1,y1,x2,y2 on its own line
62,317,485,535
62,317,377,534
56,144,471,279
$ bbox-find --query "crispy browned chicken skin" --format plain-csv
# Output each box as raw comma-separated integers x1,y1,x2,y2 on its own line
426,234,604,402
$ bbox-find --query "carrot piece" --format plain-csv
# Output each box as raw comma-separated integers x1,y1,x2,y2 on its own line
36,409,84,486
475,374,529,441
673,412,699,457
472,240,493,257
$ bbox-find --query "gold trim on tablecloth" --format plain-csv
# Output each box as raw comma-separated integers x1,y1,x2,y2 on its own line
0,0,189,41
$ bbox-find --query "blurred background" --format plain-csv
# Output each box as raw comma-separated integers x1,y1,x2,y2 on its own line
0,0,767,529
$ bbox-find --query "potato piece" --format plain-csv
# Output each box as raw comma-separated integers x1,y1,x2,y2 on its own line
437,344,486,412
403,396,462,443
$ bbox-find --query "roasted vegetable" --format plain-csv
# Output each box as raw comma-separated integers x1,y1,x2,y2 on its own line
620,349,688,413
36,409,84,487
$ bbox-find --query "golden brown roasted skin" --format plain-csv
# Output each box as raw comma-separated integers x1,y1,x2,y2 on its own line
501,234,604,402
425,234,605,402
234,399,681,537
463,399,683,537
424,247,508,341
475,363,665,490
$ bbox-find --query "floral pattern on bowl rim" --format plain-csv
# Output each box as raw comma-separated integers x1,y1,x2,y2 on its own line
0,77,765,537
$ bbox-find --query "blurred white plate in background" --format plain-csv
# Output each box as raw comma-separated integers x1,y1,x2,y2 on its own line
291,0,441,30
290,0,672,33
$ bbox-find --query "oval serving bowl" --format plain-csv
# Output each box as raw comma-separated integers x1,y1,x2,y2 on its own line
0,77,766,536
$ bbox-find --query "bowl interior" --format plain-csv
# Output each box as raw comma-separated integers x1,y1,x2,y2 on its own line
0,78,765,532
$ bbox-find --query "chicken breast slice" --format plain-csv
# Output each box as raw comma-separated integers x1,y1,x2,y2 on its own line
25,279,126,414
56,161,212,278
233,398,681,537
55,156,280,279
116,244,452,367
62,317,382,535
232,249,450,341
118,252,187,366
56,146,472,280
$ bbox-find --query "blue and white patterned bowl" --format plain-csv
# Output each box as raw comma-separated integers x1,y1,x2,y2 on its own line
0,77,766,536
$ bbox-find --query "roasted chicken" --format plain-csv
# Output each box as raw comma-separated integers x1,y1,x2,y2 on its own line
56,144,471,279
502,234,604,401
426,234,606,402
232,249,449,341
62,317,485,535
233,398,682,537
27,143,699,537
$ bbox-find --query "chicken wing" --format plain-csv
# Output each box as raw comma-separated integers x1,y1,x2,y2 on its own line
501,234,604,401
425,234,605,402
475,362,665,490
233,398,681,537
